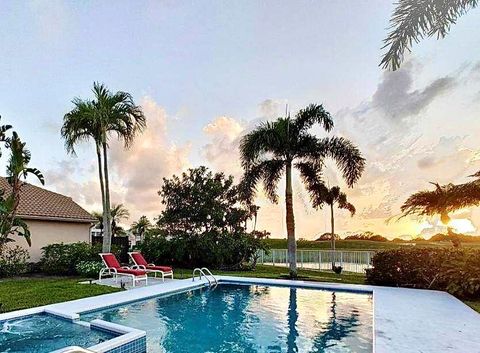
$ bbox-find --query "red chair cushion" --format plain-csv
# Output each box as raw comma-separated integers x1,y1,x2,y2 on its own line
147,265,173,272
102,253,121,269
116,268,147,276
131,252,148,267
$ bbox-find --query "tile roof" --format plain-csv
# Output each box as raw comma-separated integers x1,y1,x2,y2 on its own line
0,177,96,223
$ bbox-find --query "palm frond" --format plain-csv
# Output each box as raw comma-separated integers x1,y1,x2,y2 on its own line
296,160,329,209
337,191,356,216
399,181,480,224
381,0,478,70
239,159,285,204
319,137,365,187
24,168,45,185
293,103,334,133
239,121,286,167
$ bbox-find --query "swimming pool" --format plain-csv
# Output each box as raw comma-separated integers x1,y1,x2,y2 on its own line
0,313,115,353
82,283,373,353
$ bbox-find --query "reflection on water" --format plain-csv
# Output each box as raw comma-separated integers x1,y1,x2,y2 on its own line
82,284,372,353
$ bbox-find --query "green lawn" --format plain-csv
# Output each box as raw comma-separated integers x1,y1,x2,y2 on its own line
465,300,480,313
264,238,480,250
175,265,366,285
0,277,120,313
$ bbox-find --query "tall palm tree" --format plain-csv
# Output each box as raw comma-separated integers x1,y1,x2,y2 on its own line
381,0,478,70
239,103,365,278
400,181,480,225
308,185,355,269
130,215,152,241
110,203,130,237
62,82,146,252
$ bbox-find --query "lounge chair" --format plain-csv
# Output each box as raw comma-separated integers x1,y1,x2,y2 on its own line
99,253,148,287
128,251,174,281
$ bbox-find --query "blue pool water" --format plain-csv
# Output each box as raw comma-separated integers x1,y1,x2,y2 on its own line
83,283,373,353
0,313,115,353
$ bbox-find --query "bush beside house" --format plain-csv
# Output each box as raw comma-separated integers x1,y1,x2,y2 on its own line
39,242,120,276
0,246,29,277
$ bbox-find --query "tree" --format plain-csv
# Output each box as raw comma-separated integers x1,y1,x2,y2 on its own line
400,182,480,225
110,203,130,237
130,216,152,241
381,0,478,70
91,211,104,235
308,185,355,269
239,103,365,278
62,82,146,252
0,122,44,246
158,166,250,236
151,166,266,269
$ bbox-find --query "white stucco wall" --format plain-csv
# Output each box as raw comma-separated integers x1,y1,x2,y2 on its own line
15,220,92,262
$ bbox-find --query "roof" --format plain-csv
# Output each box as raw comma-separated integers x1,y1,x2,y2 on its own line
0,177,96,223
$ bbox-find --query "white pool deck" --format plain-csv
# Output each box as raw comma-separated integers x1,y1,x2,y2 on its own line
1,276,479,353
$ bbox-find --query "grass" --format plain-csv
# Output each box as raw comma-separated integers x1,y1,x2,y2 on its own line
464,300,480,313
264,238,480,250
174,264,367,285
265,239,402,250
0,277,120,313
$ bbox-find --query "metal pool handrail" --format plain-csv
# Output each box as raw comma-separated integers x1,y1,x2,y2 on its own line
192,267,218,286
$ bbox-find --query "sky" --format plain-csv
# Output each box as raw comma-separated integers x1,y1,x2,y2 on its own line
1,1,480,239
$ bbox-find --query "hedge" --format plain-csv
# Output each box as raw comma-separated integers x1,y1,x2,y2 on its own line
0,245,29,277
40,242,121,276
366,248,480,298
136,231,267,270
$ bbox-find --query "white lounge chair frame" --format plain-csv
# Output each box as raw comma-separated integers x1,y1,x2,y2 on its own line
99,253,148,287
128,251,174,282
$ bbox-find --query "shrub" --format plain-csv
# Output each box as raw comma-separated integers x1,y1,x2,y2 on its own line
137,231,267,270
0,245,29,277
40,242,103,275
76,261,104,279
366,248,480,298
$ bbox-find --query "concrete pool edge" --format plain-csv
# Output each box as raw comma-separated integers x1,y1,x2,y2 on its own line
1,276,479,353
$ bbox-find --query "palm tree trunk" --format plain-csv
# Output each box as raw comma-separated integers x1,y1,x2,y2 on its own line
96,145,108,252
102,141,113,253
285,161,297,278
330,203,336,269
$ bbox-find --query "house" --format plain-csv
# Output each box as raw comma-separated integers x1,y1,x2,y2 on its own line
0,177,96,262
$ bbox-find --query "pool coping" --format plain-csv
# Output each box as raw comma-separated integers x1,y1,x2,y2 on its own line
1,276,479,353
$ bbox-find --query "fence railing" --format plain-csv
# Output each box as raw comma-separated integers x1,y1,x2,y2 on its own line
256,249,375,273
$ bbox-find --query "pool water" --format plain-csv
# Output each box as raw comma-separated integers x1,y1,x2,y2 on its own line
0,313,115,353
83,283,373,353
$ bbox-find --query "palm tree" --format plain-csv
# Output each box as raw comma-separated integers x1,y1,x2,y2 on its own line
130,215,152,242
62,82,146,252
400,181,480,226
381,0,478,70
309,185,355,269
239,103,365,278
0,131,44,246
110,203,130,237
91,211,104,235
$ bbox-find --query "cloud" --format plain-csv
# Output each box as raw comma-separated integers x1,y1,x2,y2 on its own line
202,116,244,177
42,159,108,211
109,97,191,219
43,97,191,225
369,61,457,123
